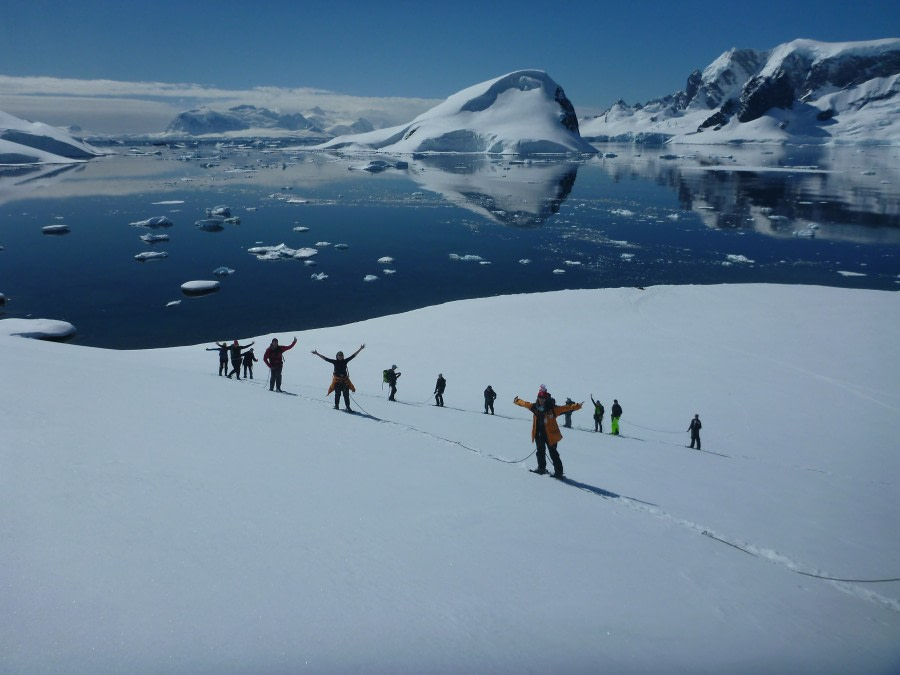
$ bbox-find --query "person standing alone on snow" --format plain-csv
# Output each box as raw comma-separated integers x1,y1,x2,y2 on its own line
384,365,400,401
514,385,582,479
688,414,702,449
312,344,365,411
484,385,497,415
263,336,297,392
434,374,446,407
590,395,605,432
611,399,623,435
563,397,576,428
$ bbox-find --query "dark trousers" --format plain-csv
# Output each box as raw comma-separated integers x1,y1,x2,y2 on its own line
690,432,701,449
218,359,227,376
536,436,563,476
228,358,241,379
389,384,397,401
485,399,494,414
269,365,283,391
435,392,444,406
334,384,350,409
594,415,603,432
243,364,254,379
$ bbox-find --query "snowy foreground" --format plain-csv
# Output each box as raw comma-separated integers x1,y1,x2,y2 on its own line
2,284,899,674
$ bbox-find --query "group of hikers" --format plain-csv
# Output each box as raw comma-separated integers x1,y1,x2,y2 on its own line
208,338,702,479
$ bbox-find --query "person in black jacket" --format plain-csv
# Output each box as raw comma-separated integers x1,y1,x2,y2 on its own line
434,374,446,407
226,339,254,380
688,414,702,449
242,348,258,379
590,395,605,432
312,344,365,411
611,399,623,435
385,365,401,401
484,385,497,415
207,341,229,376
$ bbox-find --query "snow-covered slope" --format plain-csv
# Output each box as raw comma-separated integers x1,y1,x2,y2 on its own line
581,38,900,145
317,70,598,155
0,110,105,164
2,284,898,673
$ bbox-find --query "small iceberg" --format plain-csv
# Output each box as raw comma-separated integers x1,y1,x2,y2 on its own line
134,251,168,262
611,209,635,217
0,318,76,340
42,225,70,235
213,266,235,276
383,269,397,275
195,219,225,231
206,206,231,218
552,269,566,274
563,260,582,266
316,241,332,247
0,292,7,306
223,217,241,225
166,300,182,307
334,243,350,250
247,243,318,261
363,275,379,282
726,254,754,264
131,216,174,229
293,226,310,232
519,259,532,265
449,254,483,262
181,280,220,296
140,233,169,243
310,272,328,281
377,256,394,264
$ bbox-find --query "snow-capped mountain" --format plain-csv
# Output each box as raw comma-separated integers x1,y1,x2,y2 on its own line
580,38,900,145
317,70,597,155
0,110,105,164
162,104,375,140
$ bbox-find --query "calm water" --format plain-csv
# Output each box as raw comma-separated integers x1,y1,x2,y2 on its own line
1,143,898,348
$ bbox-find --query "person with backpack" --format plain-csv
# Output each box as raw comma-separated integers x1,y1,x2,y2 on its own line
383,365,400,401
611,399,623,435
514,385,582,479
590,395,605,432
206,341,229,376
226,339,254,380
434,374,446,407
263,336,297,392
241,348,258,379
312,344,365,411
687,414,702,449
484,385,497,415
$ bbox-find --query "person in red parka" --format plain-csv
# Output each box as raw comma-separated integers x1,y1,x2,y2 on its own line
514,384,582,479
263,336,297,392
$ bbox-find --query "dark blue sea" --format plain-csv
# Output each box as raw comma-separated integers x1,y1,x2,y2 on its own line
1,142,897,348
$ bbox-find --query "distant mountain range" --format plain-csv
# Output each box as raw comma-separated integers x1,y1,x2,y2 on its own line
579,38,900,145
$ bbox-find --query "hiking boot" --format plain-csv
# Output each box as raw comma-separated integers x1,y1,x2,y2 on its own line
532,468,548,475
552,472,565,480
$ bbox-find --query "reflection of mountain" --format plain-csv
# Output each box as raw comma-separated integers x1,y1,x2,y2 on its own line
593,145,900,244
407,156,579,227
0,163,84,205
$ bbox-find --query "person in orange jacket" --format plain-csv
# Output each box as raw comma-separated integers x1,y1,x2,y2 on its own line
514,385,582,479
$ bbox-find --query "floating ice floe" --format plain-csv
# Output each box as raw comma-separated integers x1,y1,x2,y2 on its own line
621,253,635,261
0,318,76,340
726,254,754,264
286,198,310,204
140,233,169,243
293,226,310,232
131,216,174,229
316,241,332,247
134,251,168,262
666,213,680,220
363,275,379,282
310,273,328,281
383,269,397,275
195,219,224,231
166,300,181,307
837,270,867,277
334,243,350,250
793,223,820,238
213,266,235,276
181,280,220,296
449,254,483,262
563,260,582,266
377,256,395,264
349,160,408,173
223,217,241,225
552,269,566,274
247,243,319,261
611,209,635,217
479,261,491,265
42,225,70,235
519,259,532,265
206,206,231,218
151,200,184,205
0,292,6,306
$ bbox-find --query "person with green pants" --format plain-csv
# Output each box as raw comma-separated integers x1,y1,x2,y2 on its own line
611,399,623,435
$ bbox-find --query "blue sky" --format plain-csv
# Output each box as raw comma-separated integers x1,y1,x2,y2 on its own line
1,0,897,112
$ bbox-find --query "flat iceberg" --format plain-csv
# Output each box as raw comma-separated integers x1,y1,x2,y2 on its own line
0,317,76,340
134,251,168,262
363,275,379,282
213,266,236,276
131,216,174,229
195,219,224,231
140,233,170,243
181,280,220,296
248,243,318,261
41,224,70,235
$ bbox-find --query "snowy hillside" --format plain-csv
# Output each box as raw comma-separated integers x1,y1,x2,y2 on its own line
580,38,900,145
2,284,899,673
317,70,598,155
0,110,104,164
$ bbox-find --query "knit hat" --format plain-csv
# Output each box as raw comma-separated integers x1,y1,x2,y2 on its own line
537,385,548,398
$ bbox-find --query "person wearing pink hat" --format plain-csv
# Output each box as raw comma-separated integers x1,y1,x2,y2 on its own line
513,385,582,478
